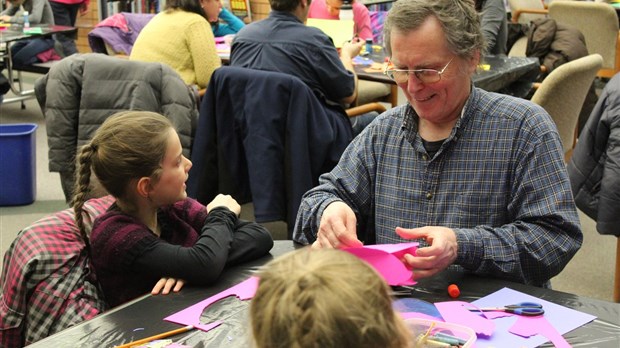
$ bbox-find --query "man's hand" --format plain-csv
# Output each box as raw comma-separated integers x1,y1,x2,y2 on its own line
340,39,363,60
151,277,185,295
313,201,363,249
396,226,458,280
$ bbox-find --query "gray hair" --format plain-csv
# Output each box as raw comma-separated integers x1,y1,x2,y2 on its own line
384,0,486,59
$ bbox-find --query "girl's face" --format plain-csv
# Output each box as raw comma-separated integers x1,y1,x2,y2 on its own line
148,128,192,205
200,0,222,23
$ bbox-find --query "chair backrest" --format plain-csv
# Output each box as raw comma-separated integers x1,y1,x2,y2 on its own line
548,1,619,77
187,66,353,237
34,53,198,202
531,53,603,154
508,0,547,24
0,196,114,346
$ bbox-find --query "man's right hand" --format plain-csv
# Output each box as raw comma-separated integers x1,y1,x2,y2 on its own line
340,39,364,60
313,201,363,249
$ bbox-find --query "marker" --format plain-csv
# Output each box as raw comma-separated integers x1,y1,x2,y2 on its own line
448,284,460,298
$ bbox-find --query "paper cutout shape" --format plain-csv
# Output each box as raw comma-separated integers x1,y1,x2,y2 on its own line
164,277,258,332
435,301,496,337
343,243,418,286
306,18,354,48
471,287,596,347
510,316,571,348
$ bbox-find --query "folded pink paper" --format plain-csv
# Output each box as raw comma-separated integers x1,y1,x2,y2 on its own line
344,242,418,286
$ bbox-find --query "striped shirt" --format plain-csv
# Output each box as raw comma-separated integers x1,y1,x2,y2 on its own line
294,87,582,286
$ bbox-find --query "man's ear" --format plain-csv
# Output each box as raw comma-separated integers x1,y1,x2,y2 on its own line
468,49,481,75
136,177,152,199
300,0,310,9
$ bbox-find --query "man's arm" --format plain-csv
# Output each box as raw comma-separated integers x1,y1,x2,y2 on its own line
453,124,582,286
339,40,363,105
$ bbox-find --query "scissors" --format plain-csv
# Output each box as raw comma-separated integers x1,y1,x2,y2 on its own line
469,301,545,316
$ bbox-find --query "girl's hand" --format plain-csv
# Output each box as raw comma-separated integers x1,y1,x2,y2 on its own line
207,194,241,216
151,277,185,295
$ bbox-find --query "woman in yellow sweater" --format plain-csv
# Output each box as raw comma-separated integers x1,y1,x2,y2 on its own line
130,0,222,89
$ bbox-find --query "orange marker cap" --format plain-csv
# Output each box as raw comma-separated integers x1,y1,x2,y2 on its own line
448,284,460,298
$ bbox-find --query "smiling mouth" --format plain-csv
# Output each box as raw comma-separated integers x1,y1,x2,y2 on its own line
415,95,434,102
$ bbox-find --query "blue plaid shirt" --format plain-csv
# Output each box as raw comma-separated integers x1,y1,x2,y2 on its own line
294,87,582,286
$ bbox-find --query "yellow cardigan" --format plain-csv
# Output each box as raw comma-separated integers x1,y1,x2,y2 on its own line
130,9,221,89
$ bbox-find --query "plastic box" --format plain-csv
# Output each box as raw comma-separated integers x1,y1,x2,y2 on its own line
406,318,476,347
0,123,38,206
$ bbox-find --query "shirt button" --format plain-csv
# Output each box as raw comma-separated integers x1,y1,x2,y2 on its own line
422,154,429,160
426,192,433,199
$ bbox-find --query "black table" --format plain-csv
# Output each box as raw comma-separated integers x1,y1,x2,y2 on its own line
355,54,540,98
27,241,620,348
0,24,77,104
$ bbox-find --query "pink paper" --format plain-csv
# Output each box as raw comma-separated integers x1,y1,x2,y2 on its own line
510,316,571,348
344,243,418,286
434,301,496,337
471,287,596,347
164,277,258,332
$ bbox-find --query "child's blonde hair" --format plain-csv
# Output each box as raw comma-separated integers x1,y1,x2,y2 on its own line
72,111,173,250
251,248,412,348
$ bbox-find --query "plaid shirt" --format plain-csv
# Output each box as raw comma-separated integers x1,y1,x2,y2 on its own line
0,196,114,347
294,87,582,286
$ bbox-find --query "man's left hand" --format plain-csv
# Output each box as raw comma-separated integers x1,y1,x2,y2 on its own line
395,226,457,280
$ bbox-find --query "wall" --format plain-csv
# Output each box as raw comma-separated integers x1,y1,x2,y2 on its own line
75,0,99,53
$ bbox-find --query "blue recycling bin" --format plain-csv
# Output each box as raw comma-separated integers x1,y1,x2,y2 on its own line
0,123,37,206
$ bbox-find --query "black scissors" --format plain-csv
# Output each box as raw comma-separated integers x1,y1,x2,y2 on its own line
469,301,544,316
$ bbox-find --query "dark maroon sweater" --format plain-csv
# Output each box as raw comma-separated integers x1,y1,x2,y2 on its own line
90,198,273,308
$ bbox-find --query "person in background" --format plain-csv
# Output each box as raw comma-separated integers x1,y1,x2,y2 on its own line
48,0,88,56
130,0,221,90
308,0,372,41
231,0,377,136
0,0,56,65
475,0,507,55
212,5,245,36
73,111,273,308
294,0,582,287
251,248,413,348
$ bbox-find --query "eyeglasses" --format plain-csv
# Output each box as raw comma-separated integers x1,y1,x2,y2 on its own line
384,58,454,84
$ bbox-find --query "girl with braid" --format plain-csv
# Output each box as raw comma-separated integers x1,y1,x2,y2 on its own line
250,248,413,348
73,111,273,308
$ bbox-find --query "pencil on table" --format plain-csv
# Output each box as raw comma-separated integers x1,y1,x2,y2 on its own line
114,325,194,348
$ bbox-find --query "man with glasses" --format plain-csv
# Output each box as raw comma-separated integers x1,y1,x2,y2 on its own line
294,0,582,287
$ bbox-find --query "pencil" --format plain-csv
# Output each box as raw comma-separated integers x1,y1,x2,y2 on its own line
114,325,194,348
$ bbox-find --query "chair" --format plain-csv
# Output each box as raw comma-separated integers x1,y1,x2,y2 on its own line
548,1,620,78
34,53,198,202
187,66,382,238
0,196,114,347
508,0,548,24
530,53,602,160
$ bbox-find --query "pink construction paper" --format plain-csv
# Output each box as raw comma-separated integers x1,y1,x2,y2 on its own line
434,301,496,337
344,243,418,286
510,316,571,348
164,277,258,332
471,287,596,347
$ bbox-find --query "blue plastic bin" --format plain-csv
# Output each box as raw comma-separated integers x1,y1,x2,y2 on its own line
0,123,38,206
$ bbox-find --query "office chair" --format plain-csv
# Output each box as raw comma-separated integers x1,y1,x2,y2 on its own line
187,66,384,238
508,0,548,24
548,1,619,78
530,53,603,161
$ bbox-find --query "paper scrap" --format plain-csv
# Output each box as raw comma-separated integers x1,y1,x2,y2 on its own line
344,243,418,286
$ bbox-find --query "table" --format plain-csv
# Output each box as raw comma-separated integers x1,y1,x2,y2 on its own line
27,241,620,348
0,24,77,104
355,54,541,98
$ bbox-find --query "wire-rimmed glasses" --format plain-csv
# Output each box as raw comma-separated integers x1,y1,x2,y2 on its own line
384,58,454,84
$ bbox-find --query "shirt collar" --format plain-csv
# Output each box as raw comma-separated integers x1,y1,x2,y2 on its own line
402,84,478,141
269,10,304,24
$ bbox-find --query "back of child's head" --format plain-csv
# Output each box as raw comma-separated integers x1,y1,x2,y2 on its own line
250,248,411,348
72,111,173,248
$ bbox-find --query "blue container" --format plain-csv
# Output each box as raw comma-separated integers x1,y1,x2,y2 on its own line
0,123,37,206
